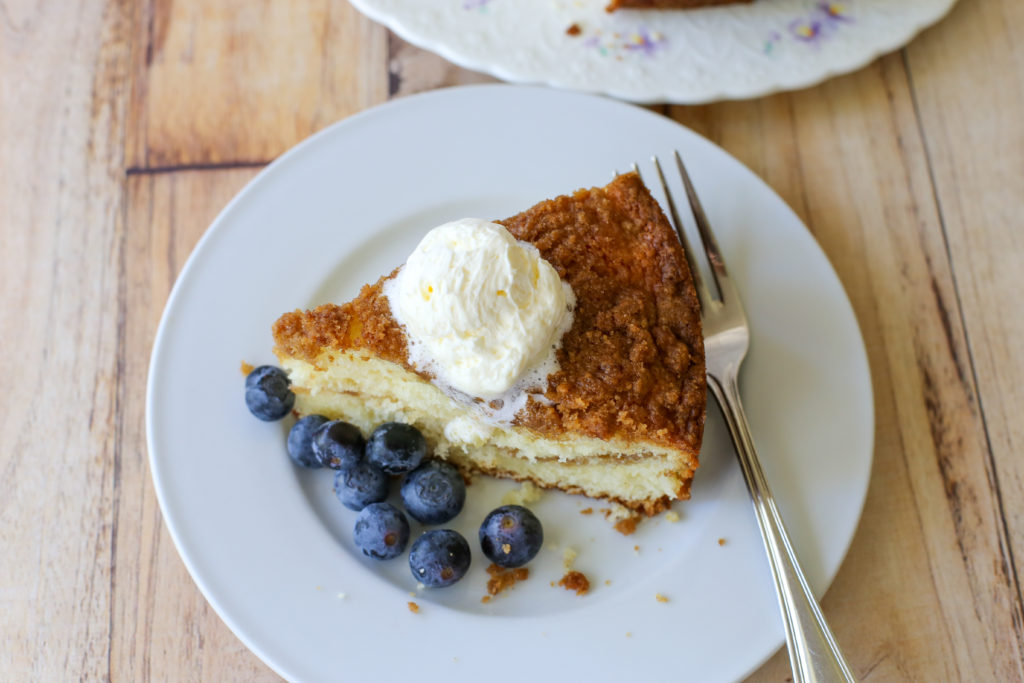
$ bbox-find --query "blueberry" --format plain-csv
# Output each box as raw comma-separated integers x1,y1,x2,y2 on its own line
334,462,390,511
365,422,426,475
400,460,466,524
312,420,365,470
244,365,295,421
479,505,544,568
409,529,471,587
286,415,329,468
353,503,409,560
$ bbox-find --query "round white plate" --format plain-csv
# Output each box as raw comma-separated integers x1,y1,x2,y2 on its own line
351,0,956,103
147,85,873,683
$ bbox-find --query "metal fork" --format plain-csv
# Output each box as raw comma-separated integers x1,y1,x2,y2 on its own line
644,151,856,683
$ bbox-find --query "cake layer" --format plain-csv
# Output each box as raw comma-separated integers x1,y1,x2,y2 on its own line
280,351,694,514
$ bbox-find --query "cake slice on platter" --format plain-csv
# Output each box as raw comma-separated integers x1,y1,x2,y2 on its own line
272,172,706,516
606,0,752,10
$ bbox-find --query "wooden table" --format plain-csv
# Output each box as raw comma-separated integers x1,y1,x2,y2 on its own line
3,0,1022,680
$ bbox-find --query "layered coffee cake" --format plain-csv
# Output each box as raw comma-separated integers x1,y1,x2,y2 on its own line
272,172,706,515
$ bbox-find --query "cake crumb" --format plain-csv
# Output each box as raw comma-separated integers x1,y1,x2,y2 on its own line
486,563,530,598
501,481,543,505
655,593,669,603
408,592,416,597
315,585,322,591
566,22,582,35
558,570,590,596
579,507,594,515
718,538,727,546
664,510,680,523
604,579,611,586
614,516,640,536
481,595,492,604
562,547,578,570
407,601,420,613
240,361,254,376
626,631,632,637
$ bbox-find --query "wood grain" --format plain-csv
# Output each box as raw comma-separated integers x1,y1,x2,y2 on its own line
110,169,279,681
906,0,1024,612
126,0,389,169
4,0,1024,680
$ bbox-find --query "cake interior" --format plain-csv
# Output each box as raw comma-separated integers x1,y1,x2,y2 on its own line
280,350,695,515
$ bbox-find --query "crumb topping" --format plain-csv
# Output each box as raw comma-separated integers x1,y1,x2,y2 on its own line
485,563,529,598
614,516,640,536
558,570,591,596
272,173,705,454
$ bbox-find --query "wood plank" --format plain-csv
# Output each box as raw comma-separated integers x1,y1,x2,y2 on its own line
111,168,279,681
387,33,498,99
905,0,1024,614
0,0,131,678
669,52,1024,681
126,0,389,169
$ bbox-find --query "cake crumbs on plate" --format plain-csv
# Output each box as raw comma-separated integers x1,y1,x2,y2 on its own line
562,547,578,570
501,481,542,505
664,510,680,523
614,516,640,536
566,22,582,36
655,593,670,603
240,361,254,376
485,563,529,598
718,537,727,546
407,601,420,614
604,579,611,586
558,570,590,596
579,507,594,515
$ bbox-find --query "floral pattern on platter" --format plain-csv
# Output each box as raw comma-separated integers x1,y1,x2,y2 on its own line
579,27,669,59
355,0,959,102
764,2,854,54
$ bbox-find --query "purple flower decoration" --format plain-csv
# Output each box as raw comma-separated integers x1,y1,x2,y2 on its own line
623,27,667,57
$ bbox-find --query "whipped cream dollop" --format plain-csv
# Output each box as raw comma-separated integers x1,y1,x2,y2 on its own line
384,218,575,401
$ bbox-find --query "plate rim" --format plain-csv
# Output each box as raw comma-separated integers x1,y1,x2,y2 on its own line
145,83,875,683
349,0,958,104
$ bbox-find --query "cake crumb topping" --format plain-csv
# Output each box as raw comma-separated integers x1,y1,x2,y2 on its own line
614,516,640,536
486,563,530,598
501,480,543,505
558,570,590,596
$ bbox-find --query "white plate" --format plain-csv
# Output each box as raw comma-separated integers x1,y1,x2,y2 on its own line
147,85,873,683
352,0,956,103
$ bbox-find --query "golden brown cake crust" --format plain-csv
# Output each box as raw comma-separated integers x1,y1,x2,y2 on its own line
272,172,706,455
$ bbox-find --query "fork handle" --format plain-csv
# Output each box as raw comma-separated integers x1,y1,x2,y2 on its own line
708,373,857,683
